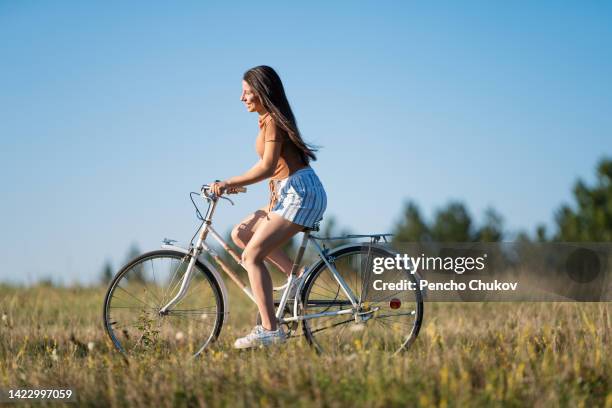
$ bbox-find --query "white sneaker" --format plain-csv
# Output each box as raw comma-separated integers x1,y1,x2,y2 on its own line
233,325,287,349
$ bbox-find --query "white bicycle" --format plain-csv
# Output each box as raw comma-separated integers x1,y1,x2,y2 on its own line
103,185,424,357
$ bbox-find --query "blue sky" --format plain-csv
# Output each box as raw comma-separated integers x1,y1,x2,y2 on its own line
1,1,610,285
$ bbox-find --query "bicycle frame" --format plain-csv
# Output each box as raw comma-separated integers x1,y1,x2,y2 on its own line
158,191,365,326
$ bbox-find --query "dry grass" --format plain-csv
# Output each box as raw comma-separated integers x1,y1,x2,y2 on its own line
0,284,610,407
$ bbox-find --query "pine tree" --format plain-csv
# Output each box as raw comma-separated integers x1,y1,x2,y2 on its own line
475,207,504,242
125,243,145,282
393,201,430,242
100,259,114,284
554,158,612,241
430,201,473,242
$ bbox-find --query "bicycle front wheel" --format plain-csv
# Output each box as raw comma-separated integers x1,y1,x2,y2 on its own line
103,250,224,357
301,244,423,355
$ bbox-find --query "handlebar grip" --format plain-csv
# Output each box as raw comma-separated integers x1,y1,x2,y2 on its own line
201,183,247,195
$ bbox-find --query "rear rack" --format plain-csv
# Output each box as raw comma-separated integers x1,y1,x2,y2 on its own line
310,233,393,243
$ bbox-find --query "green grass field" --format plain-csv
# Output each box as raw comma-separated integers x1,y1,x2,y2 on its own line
0,284,609,407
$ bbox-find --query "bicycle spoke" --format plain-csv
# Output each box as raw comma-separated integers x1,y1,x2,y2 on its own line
143,283,163,308
360,248,377,304
116,285,156,310
162,258,186,306
165,311,221,317
108,294,144,308
312,277,342,297
369,290,408,303
308,287,341,299
176,278,216,306
107,317,152,332
110,305,158,310
336,319,351,343
149,259,164,305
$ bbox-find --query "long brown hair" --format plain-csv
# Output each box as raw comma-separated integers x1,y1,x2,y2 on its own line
243,65,317,164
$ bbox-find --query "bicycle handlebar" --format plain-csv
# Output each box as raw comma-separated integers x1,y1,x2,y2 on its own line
201,184,247,197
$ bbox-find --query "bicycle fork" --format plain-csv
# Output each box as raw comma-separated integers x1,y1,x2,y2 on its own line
158,249,200,315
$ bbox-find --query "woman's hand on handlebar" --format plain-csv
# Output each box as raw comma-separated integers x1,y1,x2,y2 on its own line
210,181,242,196
210,181,228,196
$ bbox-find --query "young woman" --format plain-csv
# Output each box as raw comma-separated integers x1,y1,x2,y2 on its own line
210,65,327,349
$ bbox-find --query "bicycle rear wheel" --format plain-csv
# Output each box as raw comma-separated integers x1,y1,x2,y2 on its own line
301,244,423,355
103,250,224,357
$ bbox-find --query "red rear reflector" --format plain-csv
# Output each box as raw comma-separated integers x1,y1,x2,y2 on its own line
390,298,401,309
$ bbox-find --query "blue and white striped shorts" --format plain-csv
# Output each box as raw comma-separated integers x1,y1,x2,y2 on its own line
270,167,327,228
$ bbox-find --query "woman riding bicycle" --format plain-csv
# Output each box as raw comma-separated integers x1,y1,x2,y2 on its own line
210,65,327,349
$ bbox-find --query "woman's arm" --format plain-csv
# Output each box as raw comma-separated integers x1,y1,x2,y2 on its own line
226,138,282,187
211,122,283,195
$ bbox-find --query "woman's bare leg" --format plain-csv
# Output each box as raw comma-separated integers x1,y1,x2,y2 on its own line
241,213,304,331
231,207,295,276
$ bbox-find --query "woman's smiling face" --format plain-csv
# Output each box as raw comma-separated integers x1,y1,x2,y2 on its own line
241,80,264,113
